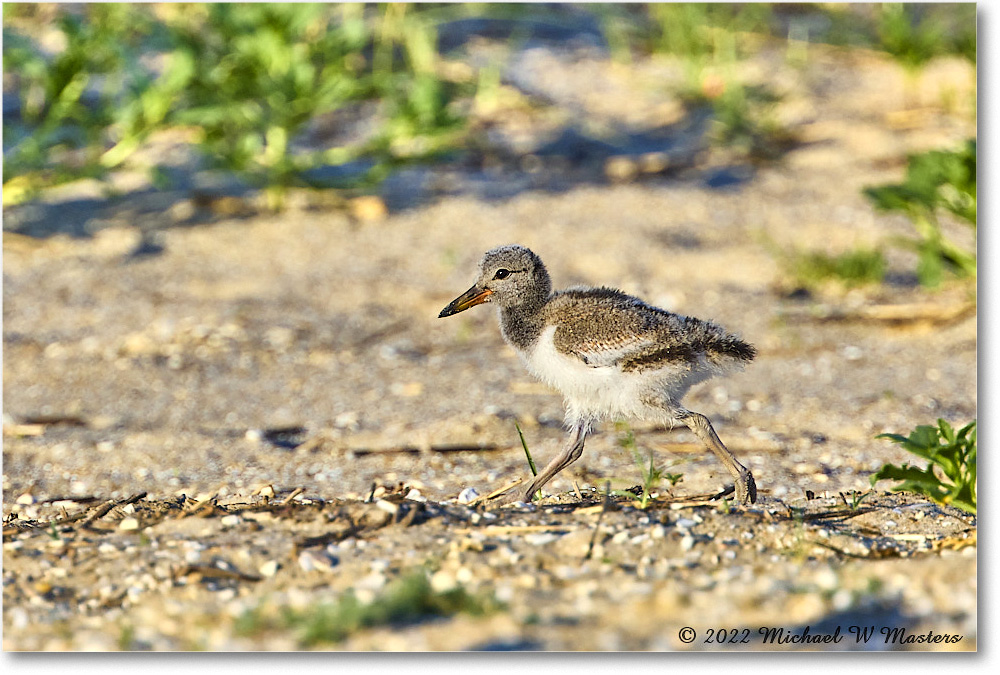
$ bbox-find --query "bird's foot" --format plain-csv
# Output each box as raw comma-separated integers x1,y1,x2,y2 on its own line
484,486,535,508
735,470,757,506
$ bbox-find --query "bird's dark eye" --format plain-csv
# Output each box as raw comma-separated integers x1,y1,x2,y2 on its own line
493,268,511,280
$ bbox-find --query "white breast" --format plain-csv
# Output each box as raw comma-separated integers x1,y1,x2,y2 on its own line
522,326,695,425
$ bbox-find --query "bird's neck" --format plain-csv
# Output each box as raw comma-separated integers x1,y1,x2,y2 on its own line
499,297,548,352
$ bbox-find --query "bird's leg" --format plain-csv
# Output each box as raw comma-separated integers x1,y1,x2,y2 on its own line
679,410,757,506
522,422,589,502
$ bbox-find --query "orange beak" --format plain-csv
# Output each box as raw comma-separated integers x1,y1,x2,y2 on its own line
439,284,493,318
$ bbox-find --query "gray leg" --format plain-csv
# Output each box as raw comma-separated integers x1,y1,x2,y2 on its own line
522,422,589,502
678,410,756,505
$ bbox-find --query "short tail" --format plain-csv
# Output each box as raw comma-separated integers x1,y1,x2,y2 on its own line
710,334,756,363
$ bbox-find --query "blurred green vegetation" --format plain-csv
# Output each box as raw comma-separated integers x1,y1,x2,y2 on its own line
2,2,977,209
4,3,474,207
235,569,502,646
782,247,888,291
864,139,977,288
642,2,774,59
877,3,976,70
773,138,976,293
3,4,158,199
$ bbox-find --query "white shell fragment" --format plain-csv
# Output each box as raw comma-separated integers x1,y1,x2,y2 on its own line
457,487,479,504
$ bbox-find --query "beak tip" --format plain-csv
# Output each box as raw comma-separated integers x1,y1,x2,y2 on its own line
439,285,492,319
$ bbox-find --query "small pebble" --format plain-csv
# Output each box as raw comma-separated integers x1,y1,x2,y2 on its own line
842,345,863,361
457,487,479,504
298,551,316,573
259,561,279,578
119,517,140,531
375,499,399,515
334,411,359,429
355,572,387,592
430,570,457,593
312,553,339,573
349,195,388,222
680,535,696,551
524,533,559,546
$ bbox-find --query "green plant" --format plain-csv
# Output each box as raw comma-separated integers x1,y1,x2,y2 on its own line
783,247,887,289
369,4,469,164
708,82,794,161
815,3,974,62
643,3,773,60
877,3,945,73
4,3,474,210
2,4,157,203
236,570,501,646
638,2,792,163
614,424,682,508
593,4,638,65
161,4,376,209
116,622,136,651
515,421,542,502
842,490,874,511
871,419,976,515
864,139,977,288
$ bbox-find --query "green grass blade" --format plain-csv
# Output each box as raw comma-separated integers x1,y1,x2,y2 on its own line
514,421,537,477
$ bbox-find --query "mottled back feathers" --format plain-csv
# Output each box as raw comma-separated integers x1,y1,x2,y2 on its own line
543,286,755,373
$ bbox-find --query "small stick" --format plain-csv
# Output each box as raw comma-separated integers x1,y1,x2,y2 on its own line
183,495,218,518
584,481,612,560
280,487,305,506
454,524,574,536
81,492,147,527
468,477,524,506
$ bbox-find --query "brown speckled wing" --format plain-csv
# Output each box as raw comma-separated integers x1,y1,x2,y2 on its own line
545,287,755,372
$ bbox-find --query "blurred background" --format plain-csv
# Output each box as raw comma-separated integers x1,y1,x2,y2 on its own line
1,2,978,651
3,3,976,224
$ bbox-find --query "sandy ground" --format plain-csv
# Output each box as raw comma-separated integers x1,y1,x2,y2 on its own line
2,37,977,651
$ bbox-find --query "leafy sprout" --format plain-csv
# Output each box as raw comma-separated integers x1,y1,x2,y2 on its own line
864,139,976,288
872,418,976,515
